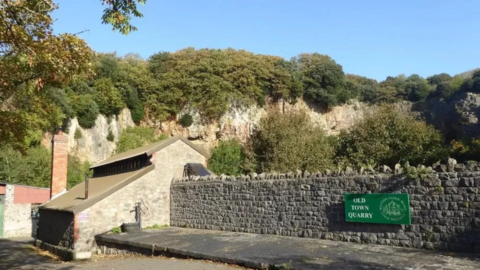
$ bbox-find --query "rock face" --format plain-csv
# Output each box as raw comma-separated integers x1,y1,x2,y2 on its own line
48,92,480,163
43,108,135,164
415,92,480,141
160,99,378,149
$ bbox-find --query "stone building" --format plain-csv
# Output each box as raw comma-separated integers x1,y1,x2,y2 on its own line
0,183,50,238
37,135,208,260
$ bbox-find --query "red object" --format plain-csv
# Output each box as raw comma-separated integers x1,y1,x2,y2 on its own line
50,133,69,198
13,185,50,204
0,185,5,194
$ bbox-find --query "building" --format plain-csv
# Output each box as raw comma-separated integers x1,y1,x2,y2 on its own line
0,183,50,238
37,134,208,260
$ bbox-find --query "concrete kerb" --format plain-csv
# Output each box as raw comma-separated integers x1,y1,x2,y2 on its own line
95,235,269,269
34,239,93,261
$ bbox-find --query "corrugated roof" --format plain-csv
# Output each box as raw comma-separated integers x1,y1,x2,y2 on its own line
91,136,209,169
40,165,155,213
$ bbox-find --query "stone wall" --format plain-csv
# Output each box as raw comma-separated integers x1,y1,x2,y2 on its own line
171,163,480,253
75,140,207,253
2,185,35,238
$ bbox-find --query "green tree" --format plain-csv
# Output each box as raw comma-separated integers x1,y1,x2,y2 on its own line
427,73,452,85
336,106,447,168
345,74,379,103
246,110,334,173
94,78,125,116
208,140,245,175
70,94,100,128
67,155,91,189
94,53,120,81
295,53,348,108
404,74,433,101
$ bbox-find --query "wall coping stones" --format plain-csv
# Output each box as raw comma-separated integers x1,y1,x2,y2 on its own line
175,159,480,184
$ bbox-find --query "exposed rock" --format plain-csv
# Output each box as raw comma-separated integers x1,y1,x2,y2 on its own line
43,108,135,164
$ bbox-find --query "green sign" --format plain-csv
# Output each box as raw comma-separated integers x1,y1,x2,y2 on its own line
344,193,411,225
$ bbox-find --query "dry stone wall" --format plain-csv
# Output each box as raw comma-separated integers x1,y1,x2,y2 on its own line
171,162,480,253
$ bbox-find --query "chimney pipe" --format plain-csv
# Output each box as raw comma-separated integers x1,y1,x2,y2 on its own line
85,174,89,199
50,129,69,199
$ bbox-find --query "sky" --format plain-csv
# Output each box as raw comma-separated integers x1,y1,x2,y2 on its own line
52,0,480,81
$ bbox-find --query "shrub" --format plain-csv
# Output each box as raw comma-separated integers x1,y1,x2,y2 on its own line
246,110,334,173
0,146,51,187
67,155,91,189
179,114,194,127
124,87,145,123
116,127,167,153
336,106,447,168
208,139,245,175
107,129,115,142
450,136,480,162
74,129,83,140
70,94,100,129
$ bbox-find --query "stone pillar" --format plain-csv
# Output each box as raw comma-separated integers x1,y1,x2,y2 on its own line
50,131,69,199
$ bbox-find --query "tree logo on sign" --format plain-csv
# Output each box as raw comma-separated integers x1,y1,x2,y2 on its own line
379,197,408,222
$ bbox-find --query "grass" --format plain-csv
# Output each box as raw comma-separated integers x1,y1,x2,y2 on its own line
143,224,169,230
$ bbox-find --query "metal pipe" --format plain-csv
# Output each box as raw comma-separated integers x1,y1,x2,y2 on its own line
85,173,89,199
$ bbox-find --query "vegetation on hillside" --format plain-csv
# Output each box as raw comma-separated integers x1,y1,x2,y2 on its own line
116,126,167,153
3,0,480,185
244,110,334,173
208,140,245,175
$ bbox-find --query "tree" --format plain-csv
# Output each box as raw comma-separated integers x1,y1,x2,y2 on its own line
94,78,125,116
0,0,147,151
427,73,451,85
101,0,147,34
404,74,433,102
345,74,379,103
434,82,455,99
70,94,100,128
246,110,334,173
208,140,245,175
295,53,348,108
336,106,447,168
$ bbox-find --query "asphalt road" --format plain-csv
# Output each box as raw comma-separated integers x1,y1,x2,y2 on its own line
0,238,246,270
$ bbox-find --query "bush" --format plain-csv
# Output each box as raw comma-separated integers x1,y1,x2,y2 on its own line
74,129,82,140
450,136,480,162
107,129,115,142
179,114,194,127
0,145,92,188
70,94,100,129
245,110,334,173
124,87,145,123
67,155,91,189
336,106,447,168
0,146,51,187
208,139,245,175
116,127,167,153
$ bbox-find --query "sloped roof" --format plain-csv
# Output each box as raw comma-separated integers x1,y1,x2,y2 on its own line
40,165,154,213
91,136,209,169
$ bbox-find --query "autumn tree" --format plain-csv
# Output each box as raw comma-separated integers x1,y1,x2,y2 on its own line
0,0,147,150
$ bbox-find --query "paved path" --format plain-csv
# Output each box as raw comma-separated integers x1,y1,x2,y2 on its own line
98,227,480,270
0,238,245,270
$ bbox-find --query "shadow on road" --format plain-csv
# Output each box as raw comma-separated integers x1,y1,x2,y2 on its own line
0,238,74,270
